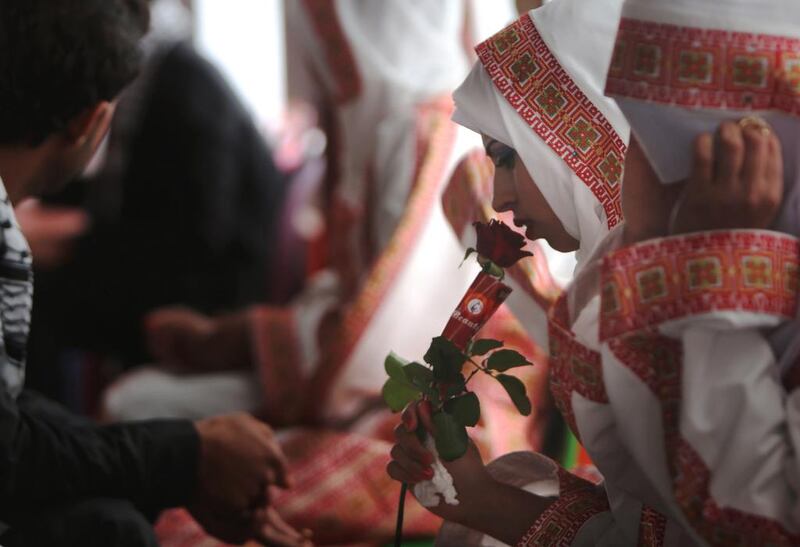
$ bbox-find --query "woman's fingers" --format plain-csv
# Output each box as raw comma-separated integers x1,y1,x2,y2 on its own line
764,131,784,207
401,402,418,431
691,133,714,188
390,445,433,482
740,124,770,191
715,121,745,186
387,460,425,484
393,423,434,465
418,400,435,433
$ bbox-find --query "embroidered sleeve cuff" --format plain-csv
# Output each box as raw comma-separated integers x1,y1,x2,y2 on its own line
516,468,610,546
249,306,304,422
599,230,800,340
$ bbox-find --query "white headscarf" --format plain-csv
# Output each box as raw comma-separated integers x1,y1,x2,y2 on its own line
605,0,800,371
453,0,630,270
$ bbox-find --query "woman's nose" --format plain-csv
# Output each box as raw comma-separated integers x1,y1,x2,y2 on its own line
492,169,516,213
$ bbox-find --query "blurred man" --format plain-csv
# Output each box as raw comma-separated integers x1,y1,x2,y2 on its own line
0,2,307,546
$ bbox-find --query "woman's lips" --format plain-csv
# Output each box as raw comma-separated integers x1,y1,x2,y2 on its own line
513,217,537,240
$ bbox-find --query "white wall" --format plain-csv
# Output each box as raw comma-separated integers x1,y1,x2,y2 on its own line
194,0,286,131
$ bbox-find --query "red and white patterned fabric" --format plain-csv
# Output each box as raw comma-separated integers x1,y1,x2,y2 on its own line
605,0,800,189
597,230,800,546
595,2,800,543
453,0,630,272
436,1,698,544
450,0,630,355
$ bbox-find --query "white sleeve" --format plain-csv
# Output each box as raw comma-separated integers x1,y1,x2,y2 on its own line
599,230,800,544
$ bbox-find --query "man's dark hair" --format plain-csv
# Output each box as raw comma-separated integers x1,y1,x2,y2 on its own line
0,0,150,145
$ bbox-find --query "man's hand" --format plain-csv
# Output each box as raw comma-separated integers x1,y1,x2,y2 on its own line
193,413,290,513
145,307,251,372
670,119,783,234
191,414,314,545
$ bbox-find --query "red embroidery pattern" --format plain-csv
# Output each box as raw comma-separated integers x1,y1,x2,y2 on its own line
548,297,608,442
253,307,306,426
607,18,800,115
600,231,800,341
476,14,626,229
517,467,610,546
638,505,667,547
302,0,362,104
607,332,800,546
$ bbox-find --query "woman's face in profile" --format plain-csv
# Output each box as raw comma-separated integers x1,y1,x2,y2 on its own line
483,135,579,252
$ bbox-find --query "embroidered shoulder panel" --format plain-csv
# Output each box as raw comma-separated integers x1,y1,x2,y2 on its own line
607,18,800,115
600,231,800,340
548,296,608,443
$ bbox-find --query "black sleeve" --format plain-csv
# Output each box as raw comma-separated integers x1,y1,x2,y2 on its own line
0,389,199,522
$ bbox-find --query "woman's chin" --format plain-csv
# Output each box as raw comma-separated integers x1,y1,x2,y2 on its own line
547,234,581,253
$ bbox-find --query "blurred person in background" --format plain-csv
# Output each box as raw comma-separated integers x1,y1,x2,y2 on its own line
0,1,308,546
107,1,577,545
19,0,287,414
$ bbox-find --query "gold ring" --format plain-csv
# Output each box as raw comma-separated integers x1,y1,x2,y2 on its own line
738,115,771,135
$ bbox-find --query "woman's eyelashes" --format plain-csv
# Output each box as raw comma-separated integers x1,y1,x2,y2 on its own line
488,142,516,169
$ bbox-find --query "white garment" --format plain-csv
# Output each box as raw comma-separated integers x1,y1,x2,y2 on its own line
596,2,800,542
453,0,630,270
598,230,800,544
103,368,263,421
439,1,698,544
450,0,630,351
106,1,518,423
281,0,518,421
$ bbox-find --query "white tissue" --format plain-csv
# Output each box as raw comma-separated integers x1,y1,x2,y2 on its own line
412,437,460,507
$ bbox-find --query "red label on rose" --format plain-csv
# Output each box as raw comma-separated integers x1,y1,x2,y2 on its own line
442,271,511,350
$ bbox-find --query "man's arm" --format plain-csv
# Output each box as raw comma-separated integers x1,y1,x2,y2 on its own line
0,388,198,520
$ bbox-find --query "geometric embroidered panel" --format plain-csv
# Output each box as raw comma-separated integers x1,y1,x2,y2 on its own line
477,14,626,229
548,297,608,444
606,18,800,116
600,230,800,341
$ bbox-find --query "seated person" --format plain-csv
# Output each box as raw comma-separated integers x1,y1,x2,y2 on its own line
23,0,287,408
0,1,305,545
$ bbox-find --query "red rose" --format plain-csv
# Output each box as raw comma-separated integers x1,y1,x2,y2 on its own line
474,220,532,268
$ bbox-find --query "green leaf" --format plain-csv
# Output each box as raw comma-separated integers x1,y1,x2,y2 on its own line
496,374,532,416
384,352,409,380
460,247,477,267
470,338,503,356
424,336,466,381
444,392,481,427
486,349,532,372
381,377,421,412
432,411,469,461
403,362,435,397
443,376,466,398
